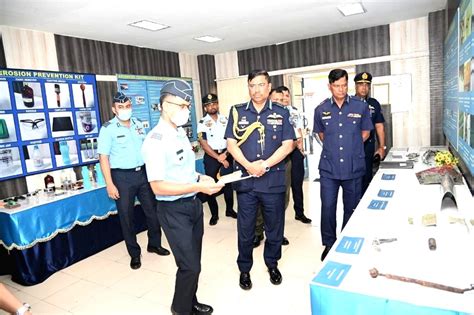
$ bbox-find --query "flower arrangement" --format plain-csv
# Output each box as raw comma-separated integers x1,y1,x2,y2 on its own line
434,150,458,167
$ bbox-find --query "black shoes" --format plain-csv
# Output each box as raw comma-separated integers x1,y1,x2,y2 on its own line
147,246,170,256
225,209,238,218
239,272,252,290
282,236,289,246
268,267,282,285
253,235,263,248
130,256,141,270
321,245,332,261
209,216,219,226
295,214,312,224
192,302,214,314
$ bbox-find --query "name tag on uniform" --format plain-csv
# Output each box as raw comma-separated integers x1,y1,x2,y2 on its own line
238,117,249,125
322,116,332,120
176,149,184,161
117,135,125,138
347,113,361,118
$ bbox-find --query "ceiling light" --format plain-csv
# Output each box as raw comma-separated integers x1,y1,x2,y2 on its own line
194,36,223,43
338,3,366,17
128,20,169,31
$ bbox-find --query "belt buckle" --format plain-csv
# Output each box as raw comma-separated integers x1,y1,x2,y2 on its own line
135,166,141,171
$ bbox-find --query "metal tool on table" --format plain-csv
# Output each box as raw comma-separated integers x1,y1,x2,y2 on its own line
372,237,397,251
369,268,474,294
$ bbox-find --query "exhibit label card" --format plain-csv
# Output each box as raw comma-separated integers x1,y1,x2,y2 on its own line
381,173,396,180
335,236,364,254
377,189,395,198
313,261,352,287
368,200,388,210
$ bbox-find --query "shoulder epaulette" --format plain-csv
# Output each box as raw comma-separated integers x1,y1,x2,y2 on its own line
199,119,204,124
102,121,111,127
273,102,284,108
234,103,246,108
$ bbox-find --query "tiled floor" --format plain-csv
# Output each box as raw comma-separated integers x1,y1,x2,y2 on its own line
1,181,331,315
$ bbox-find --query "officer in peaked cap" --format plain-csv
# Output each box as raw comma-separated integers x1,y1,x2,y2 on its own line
197,93,237,226
98,91,170,271
354,72,386,195
141,79,222,315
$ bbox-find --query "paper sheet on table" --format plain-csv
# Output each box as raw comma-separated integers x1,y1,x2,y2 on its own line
217,171,253,184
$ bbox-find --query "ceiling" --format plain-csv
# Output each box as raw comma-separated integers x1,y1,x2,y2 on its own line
0,0,447,55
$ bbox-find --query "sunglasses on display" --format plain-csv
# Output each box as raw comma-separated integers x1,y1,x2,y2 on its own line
20,118,45,129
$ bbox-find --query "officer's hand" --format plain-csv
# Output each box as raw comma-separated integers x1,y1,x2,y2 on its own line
106,183,120,200
222,160,230,168
375,147,386,159
247,160,265,177
217,153,227,163
198,182,224,195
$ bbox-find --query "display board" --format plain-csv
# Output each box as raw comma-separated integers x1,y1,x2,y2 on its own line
116,74,197,140
0,69,101,181
443,0,474,175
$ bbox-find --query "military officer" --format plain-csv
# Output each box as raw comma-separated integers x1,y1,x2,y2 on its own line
225,69,295,290
197,93,237,226
279,86,312,224
354,72,386,195
142,80,223,315
313,69,373,261
98,91,170,271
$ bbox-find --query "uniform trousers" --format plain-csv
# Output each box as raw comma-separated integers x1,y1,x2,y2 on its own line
255,159,291,238
362,142,376,195
202,152,234,217
290,148,305,217
111,167,162,258
320,176,362,247
157,197,203,314
237,190,285,272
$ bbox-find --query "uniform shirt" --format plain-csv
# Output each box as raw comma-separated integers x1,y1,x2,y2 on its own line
313,95,373,180
141,119,197,201
224,99,295,193
359,96,385,150
286,105,304,138
97,116,146,169
197,113,228,150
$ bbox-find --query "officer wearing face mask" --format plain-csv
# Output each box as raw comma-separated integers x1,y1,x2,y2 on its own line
142,80,222,315
98,92,170,271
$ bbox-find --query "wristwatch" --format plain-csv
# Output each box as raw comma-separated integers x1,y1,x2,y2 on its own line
262,161,270,172
16,303,31,315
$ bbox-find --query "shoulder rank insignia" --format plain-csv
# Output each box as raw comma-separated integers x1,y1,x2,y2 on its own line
199,119,204,124
102,121,111,127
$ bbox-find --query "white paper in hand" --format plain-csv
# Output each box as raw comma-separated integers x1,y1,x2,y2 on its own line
217,170,253,184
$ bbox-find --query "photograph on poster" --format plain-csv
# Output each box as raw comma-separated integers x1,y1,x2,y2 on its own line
0,114,17,144
75,110,98,135
464,59,471,91
0,147,23,179
135,96,145,105
23,142,52,172
79,137,98,162
0,81,12,110
470,114,474,149
45,82,71,108
18,112,48,141
49,111,75,138
72,83,95,108
12,81,44,110
460,2,472,44
53,139,79,167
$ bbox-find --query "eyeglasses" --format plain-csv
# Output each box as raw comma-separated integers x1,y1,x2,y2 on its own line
166,100,191,109
20,118,45,129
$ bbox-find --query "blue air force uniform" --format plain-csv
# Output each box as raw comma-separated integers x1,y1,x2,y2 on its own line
361,97,385,193
224,99,295,272
97,116,163,259
313,95,373,247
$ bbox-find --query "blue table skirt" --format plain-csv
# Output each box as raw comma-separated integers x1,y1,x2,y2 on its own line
310,283,470,315
0,187,116,250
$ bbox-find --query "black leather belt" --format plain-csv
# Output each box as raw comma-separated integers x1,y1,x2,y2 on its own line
111,166,144,172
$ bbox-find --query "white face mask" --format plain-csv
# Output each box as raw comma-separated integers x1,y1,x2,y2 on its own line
171,108,190,126
116,108,132,121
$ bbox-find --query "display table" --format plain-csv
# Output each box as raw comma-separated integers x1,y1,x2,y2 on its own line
0,186,148,285
310,147,474,314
